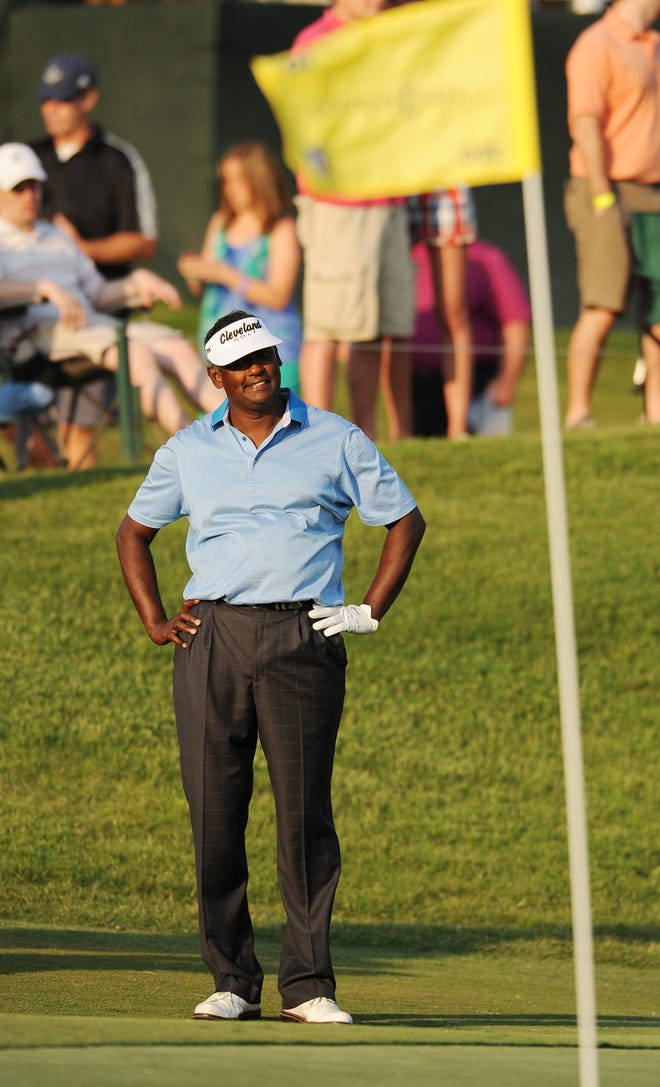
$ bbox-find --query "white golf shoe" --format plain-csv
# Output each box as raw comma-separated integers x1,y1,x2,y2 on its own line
280,996,353,1024
193,990,261,1020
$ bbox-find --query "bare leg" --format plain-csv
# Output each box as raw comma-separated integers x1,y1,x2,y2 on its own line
642,326,660,423
429,245,472,438
347,340,381,440
57,423,98,470
300,340,338,410
103,341,190,435
379,336,412,440
151,337,221,414
565,307,616,426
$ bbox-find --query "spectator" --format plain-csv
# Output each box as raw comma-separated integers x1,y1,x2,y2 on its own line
406,186,476,438
408,240,530,437
0,143,219,438
563,0,660,427
292,0,416,441
178,141,301,394
31,53,160,466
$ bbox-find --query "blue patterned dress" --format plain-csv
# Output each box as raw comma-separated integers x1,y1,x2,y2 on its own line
198,227,301,393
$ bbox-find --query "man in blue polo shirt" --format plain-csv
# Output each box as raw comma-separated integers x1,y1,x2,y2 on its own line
117,310,425,1025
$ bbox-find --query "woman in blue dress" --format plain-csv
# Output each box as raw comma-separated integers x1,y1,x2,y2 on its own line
178,142,301,393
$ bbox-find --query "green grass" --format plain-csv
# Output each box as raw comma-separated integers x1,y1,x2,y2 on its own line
2,428,657,941
0,323,658,1079
2,923,659,1040
2,1043,659,1087
1,926,658,1083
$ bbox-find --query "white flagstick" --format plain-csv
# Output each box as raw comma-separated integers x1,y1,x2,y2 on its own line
522,172,599,1087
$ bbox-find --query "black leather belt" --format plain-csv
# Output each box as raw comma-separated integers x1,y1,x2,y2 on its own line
215,599,313,612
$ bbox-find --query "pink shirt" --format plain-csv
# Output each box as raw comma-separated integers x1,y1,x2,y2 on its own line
411,240,531,373
291,8,396,206
566,6,660,184
291,8,344,52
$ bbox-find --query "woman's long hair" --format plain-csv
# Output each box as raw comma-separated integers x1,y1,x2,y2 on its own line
217,142,292,234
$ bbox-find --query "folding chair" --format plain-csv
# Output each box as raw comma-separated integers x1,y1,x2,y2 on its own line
0,306,63,470
0,305,138,470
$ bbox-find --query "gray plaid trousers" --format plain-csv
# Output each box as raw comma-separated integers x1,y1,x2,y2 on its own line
173,600,346,1006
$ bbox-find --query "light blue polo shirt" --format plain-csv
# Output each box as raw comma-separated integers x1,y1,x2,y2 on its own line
127,391,417,604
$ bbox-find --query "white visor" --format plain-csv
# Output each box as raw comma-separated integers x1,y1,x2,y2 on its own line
205,316,282,367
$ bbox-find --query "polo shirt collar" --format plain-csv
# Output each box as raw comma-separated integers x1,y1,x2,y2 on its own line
44,123,105,159
0,215,47,240
210,388,308,431
605,6,651,42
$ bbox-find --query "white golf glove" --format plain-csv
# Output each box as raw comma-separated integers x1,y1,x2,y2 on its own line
309,603,379,637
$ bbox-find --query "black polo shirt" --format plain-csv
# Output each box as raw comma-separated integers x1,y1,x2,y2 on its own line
31,125,139,280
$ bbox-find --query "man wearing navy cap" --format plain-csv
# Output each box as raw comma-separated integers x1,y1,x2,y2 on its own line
116,310,426,1024
31,53,159,467
32,54,157,278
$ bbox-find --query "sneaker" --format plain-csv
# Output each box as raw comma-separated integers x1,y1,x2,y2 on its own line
280,996,353,1024
631,357,646,393
193,990,261,1020
468,391,512,436
565,414,596,431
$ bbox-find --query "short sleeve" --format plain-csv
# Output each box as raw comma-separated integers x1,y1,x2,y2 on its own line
126,442,185,528
112,156,141,234
337,425,417,526
566,31,609,122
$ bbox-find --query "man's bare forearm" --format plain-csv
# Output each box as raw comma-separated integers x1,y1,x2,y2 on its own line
573,114,611,198
362,506,426,622
116,515,168,635
81,232,157,265
116,515,202,648
0,280,43,306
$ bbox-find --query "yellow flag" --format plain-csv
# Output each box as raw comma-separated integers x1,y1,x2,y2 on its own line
251,0,541,198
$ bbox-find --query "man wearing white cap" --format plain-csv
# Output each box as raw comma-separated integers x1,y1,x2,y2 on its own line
0,143,219,448
116,310,425,1024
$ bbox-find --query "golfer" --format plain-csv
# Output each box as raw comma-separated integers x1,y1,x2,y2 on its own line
116,310,425,1023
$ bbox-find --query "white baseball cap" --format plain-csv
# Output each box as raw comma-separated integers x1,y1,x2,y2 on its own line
0,143,47,192
205,315,282,368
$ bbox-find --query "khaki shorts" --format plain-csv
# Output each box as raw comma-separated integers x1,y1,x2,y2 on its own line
564,176,630,313
295,195,415,341
31,316,183,367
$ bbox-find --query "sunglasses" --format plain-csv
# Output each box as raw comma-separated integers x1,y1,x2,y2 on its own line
11,180,42,194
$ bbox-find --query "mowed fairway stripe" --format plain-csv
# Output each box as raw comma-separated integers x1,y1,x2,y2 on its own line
0,1044,659,1087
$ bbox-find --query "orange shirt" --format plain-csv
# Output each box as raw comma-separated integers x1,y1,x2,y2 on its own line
566,6,660,184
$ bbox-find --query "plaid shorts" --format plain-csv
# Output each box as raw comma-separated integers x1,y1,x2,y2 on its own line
407,186,477,248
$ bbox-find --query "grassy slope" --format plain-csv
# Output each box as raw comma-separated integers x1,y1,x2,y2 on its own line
1,425,657,947
0,331,657,1068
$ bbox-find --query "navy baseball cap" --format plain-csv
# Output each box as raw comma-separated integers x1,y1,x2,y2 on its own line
36,54,97,101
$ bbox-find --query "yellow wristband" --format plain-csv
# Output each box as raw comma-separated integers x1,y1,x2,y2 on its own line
592,192,615,210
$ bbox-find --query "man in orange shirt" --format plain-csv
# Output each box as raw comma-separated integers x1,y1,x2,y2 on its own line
564,0,660,427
